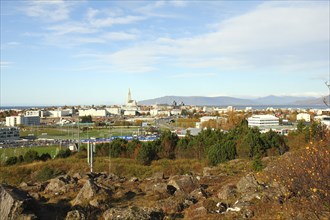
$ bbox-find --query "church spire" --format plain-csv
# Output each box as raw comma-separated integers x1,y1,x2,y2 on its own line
127,88,132,103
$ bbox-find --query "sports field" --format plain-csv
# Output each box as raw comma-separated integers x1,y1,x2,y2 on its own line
20,126,141,140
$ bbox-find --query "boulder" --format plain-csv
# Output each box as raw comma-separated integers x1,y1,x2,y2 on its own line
167,175,199,194
236,173,260,193
103,206,164,220
0,184,37,220
44,176,71,194
65,210,86,220
71,179,100,206
190,187,208,201
217,184,237,201
152,172,165,180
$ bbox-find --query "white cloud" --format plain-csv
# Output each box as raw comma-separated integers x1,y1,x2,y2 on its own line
102,32,137,41
23,0,74,22
46,22,97,35
168,0,188,7
102,2,329,73
0,61,13,68
86,8,146,28
170,73,216,78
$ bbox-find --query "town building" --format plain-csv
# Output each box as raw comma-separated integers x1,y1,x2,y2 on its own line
296,113,311,122
106,107,122,115
48,109,72,118
315,115,330,128
79,109,107,117
247,115,279,127
6,115,40,127
25,110,44,118
123,89,139,116
0,127,20,142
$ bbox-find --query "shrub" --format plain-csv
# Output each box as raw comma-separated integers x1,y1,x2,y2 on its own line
109,139,127,158
137,142,158,165
207,140,236,166
56,148,71,158
39,153,52,161
5,156,18,166
36,166,63,182
267,143,330,218
24,150,39,163
252,153,264,171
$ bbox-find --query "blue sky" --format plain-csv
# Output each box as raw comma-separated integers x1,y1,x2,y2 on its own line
1,0,329,106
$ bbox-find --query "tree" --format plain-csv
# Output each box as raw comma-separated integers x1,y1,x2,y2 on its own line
207,140,236,166
109,139,127,157
137,142,158,165
5,156,18,166
39,153,52,161
56,149,71,158
24,150,39,163
159,130,179,159
252,153,264,171
80,115,93,123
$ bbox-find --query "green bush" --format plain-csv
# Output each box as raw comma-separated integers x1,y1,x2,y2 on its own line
56,149,71,158
252,153,264,171
36,166,63,182
5,156,18,166
207,141,236,166
39,153,52,161
24,150,39,163
137,142,158,165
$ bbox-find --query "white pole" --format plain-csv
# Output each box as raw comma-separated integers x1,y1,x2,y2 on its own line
87,141,90,164
90,142,93,173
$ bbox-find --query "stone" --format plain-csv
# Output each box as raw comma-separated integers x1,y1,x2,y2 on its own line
71,179,100,206
44,176,70,194
129,177,139,182
217,184,238,201
153,172,165,180
167,175,199,194
65,210,86,220
202,199,218,213
190,187,208,201
236,173,260,193
103,206,164,220
0,184,37,220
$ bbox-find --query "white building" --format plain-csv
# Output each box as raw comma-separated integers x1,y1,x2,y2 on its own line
25,110,44,118
6,115,40,127
106,107,122,115
123,89,139,116
296,113,311,122
247,115,279,127
315,115,330,128
48,109,72,118
171,109,182,116
200,116,222,123
150,109,171,117
79,109,107,117
0,127,20,142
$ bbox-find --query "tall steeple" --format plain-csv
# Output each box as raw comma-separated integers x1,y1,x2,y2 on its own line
127,88,132,103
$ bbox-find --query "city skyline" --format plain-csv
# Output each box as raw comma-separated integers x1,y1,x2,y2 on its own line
1,1,329,106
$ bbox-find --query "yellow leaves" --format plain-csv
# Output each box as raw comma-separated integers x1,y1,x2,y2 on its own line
310,188,317,193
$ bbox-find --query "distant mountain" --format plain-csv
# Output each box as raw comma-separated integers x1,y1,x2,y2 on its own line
139,95,326,106
253,95,315,105
293,95,330,106
139,96,257,106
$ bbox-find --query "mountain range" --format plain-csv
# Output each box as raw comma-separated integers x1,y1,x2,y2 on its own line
139,95,329,106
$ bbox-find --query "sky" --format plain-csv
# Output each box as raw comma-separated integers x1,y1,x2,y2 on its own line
0,0,329,106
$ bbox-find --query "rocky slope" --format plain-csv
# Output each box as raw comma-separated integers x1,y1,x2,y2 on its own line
0,167,290,220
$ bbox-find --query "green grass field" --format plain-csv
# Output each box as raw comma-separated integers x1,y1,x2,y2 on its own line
20,127,140,140
0,145,60,162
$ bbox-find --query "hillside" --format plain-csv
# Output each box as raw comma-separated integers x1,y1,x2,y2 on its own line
139,95,323,106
